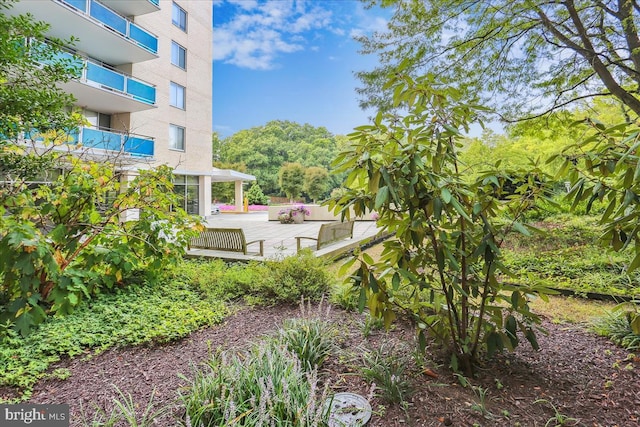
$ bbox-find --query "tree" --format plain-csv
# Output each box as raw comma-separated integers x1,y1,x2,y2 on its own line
212,131,222,162
0,0,81,139
246,182,269,205
356,0,640,122
304,166,329,203
278,162,305,202
330,74,552,375
219,121,343,195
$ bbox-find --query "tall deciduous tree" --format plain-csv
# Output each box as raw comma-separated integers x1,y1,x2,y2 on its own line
278,162,305,202
356,0,640,121
304,166,329,203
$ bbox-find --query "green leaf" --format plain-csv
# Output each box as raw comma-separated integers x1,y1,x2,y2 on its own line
441,188,452,204
511,291,520,309
67,293,78,306
450,197,471,221
524,328,539,351
392,272,401,290
358,287,367,313
630,314,640,335
505,315,518,347
512,221,531,237
627,252,640,272
486,331,504,358
374,186,389,210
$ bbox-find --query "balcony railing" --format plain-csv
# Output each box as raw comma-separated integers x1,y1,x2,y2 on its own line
20,127,154,158
58,0,158,54
72,127,155,157
55,50,156,105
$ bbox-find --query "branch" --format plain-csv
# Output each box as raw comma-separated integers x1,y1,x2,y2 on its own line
499,91,612,123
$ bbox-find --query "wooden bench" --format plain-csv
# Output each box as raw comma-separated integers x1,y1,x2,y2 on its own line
296,220,355,252
189,228,265,256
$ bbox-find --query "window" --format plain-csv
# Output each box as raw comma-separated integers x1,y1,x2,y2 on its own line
169,124,185,151
171,41,186,69
84,110,111,130
172,2,187,32
173,175,199,214
169,82,185,109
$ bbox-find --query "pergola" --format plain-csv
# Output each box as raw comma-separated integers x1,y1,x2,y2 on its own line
210,167,256,212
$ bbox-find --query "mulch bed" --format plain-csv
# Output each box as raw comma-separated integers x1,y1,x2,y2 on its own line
24,303,640,426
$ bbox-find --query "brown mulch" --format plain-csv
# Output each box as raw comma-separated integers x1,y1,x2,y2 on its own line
24,303,640,426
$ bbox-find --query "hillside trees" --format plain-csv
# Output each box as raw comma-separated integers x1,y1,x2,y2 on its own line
218,120,344,197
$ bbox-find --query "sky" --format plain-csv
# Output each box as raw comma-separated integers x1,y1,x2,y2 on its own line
212,0,390,138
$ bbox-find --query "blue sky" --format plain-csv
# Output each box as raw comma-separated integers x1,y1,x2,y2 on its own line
212,0,389,138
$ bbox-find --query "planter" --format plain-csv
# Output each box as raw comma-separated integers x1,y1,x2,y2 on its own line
292,214,304,224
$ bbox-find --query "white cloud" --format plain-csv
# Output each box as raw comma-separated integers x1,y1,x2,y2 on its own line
214,0,333,70
227,0,258,11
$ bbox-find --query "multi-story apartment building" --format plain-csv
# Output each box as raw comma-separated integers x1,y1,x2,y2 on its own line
4,0,253,216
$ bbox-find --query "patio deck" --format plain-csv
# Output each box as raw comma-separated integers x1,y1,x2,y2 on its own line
186,212,389,261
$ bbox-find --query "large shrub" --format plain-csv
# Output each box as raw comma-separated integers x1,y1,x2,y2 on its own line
179,252,331,305
0,149,201,335
330,74,553,374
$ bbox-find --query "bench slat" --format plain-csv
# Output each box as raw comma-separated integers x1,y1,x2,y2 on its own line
190,228,264,256
296,220,355,252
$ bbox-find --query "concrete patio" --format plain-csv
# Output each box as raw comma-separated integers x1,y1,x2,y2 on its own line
186,211,389,261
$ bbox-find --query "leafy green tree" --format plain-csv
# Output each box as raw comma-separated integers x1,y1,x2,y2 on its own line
459,126,572,183
0,0,81,139
304,166,329,203
246,182,269,205
219,121,343,195
330,74,552,375
212,131,222,162
278,162,305,202
356,0,640,120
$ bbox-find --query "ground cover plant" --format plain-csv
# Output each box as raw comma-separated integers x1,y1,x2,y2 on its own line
0,248,635,425
0,279,228,402
0,254,330,403
502,213,640,297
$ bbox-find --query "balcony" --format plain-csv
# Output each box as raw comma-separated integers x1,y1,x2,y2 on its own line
100,0,160,17
19,127,154,158
7,0,158,65
71,127,155,157
57,51,157,113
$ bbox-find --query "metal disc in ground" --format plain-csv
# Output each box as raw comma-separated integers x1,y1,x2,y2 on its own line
325,392,372,427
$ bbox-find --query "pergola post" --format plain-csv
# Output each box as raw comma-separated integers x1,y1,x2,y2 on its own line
234,180,243,212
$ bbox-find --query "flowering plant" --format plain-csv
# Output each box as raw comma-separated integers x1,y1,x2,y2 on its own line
278,204,311,223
